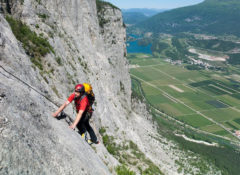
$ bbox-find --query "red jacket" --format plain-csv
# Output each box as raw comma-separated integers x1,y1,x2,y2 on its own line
67,93,90,113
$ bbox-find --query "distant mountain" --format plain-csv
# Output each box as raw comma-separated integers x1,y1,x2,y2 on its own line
122,12,149,25
132,0,240,36
122,8,168,17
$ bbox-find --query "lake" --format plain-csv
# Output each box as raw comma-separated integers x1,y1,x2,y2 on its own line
126,35,152,54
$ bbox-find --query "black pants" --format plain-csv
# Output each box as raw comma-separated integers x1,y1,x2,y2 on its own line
77,112,97,143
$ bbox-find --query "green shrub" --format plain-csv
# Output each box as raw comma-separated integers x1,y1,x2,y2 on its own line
101,132,163,175
129,141,138,150
55,56,62,65
131,78,144,102
102,135,120,156
30,57,43,70
96,0,119,28
107,144,119,155
116,165,136,175
143,163,163,175
6,16,54,69
96,0,119,12
38,13,48,19
99,127,106,135
102,135,111,146
43,76,49,84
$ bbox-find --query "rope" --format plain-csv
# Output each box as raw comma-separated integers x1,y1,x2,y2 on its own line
0,64,74,123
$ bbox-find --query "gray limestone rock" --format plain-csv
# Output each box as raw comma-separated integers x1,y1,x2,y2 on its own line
0,0,222,175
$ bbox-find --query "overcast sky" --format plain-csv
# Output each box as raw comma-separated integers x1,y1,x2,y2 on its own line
105,0,204,9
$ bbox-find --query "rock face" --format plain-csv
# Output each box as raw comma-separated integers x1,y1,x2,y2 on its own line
0,0,127,174
0,1,222,175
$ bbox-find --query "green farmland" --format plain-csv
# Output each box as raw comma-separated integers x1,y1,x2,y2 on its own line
129,53,240,140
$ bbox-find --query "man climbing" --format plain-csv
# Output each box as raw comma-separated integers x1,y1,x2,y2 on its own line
52,84,99,144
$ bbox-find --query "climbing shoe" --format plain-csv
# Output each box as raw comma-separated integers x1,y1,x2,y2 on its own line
80,132,88,142
81,133,85,138
87,139,99,145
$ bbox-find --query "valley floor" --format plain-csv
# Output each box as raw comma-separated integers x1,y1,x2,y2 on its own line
129,53,240,141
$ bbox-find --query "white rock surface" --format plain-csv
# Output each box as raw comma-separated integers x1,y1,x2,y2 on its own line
0,0,222,175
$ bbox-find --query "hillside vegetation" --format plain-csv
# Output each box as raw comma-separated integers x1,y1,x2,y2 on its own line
132,0,240,36
127,0,240,66
147,34,240,65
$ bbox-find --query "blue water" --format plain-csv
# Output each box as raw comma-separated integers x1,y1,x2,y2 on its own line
127,34,152,54
127,41,152,54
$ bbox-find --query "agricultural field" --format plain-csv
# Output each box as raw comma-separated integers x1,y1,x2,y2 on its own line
129,53,240,140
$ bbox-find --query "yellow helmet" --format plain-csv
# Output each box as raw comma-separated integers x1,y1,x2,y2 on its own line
83,83,92,94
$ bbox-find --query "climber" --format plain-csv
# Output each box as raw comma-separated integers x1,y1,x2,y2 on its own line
52,84,99,144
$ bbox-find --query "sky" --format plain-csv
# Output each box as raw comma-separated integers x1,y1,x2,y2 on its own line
105,0,205,9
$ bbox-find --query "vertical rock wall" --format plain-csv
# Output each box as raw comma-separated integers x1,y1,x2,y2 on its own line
0,0,130,174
